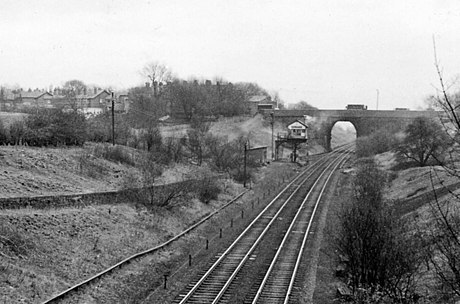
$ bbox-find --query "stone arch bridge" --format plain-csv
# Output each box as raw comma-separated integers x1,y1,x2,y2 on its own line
265,109,440,151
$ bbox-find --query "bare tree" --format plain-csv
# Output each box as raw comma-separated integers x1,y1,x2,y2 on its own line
187,116,211,165
141,61,172,87
423,37,460,300
396,116,449,166
336,159,424,302
62,79,87,110
288,100,317,110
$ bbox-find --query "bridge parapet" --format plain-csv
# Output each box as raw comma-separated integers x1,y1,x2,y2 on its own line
262,109,443,151
266,109,440,119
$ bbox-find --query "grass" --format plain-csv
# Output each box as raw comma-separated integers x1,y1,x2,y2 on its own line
91,144,137,167
0,112,27,128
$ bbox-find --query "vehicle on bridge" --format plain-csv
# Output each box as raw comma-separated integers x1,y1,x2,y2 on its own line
346,104,368,110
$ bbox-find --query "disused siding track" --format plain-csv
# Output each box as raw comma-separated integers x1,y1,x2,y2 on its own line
174,146,352,304
41,189,250,304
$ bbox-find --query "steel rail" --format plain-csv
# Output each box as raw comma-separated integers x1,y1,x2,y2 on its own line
41,189,250,304
223,151,350,304
43,144,353,304
250,150,351,303
283,151,351,303
177,147,350,304
177,159,326,303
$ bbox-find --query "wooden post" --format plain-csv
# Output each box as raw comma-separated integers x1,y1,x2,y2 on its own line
243,143,247,188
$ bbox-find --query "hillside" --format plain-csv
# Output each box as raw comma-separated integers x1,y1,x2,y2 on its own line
0,113,329,303
0,114,307,303
0,114,313,198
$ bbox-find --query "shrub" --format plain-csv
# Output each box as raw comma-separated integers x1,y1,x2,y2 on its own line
77,150,108,178
197,177,221,204
336,159,424,302
0,120,8,144
21,109,87,146
356,129,398,158
86,112,131,145
86,115,111,143
9,120,26,145
0,223,34,257
92,144,136,166
396,116,450,167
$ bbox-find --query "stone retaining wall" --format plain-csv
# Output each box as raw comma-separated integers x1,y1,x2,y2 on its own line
0,181,196,210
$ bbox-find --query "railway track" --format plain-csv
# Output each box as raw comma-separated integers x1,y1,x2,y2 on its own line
174,145,352,304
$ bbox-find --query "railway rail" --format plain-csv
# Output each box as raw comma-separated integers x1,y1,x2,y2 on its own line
174,145,352,304
41,143,353,303
41,190,250,304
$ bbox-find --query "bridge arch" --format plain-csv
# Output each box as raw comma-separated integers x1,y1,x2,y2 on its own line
265,108,440,152
329,121,357,150
324,118,364,151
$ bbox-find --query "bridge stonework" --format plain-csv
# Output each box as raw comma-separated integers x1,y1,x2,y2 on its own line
264,109,440,151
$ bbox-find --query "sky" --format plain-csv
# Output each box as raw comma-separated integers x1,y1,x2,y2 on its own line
1,0,459,110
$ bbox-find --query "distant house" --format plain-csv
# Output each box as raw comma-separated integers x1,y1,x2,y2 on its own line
1,90,17,111
247,95,277,115
18,91,53,109
76,89,112,116
116,93,130,112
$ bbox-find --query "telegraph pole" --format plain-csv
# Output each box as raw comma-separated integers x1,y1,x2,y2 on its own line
243,142,247,188
111,92,115,146
270,112,274,160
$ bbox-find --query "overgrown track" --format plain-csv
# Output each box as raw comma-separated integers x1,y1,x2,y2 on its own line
40,190,250,304
174,145,353,304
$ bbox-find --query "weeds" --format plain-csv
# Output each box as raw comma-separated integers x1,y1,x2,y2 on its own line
92,144,136,166
0,222,34,257
77,150,108,178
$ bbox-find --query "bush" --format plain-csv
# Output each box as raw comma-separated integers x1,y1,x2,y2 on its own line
77,150,109,178
0,120,8,144
92,144,136,166
86,114,111,143
197,177,221,204
356,129,398,158
9,120,26,145
0,223,34,257
396,116,449,167
86,112,131,145
336,159,424,302
21,109,87,146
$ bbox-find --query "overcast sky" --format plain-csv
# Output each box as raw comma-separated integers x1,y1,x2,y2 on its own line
1,0,459,109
